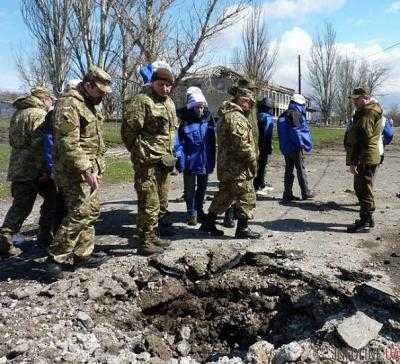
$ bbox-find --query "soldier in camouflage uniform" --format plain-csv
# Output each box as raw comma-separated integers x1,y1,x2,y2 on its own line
200,87,261,239
0,87,55,257
223,78,259,228
121,68,177,256
46,66,111,278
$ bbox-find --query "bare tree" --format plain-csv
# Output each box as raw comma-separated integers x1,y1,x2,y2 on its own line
21,0,73,94
308,21,337,125
231,4,279,87
68,0,120,76
334,55,391,124
171,0,247,86
357,61,390,94
334,55,357,124
14,48,50,91
386,104,400,126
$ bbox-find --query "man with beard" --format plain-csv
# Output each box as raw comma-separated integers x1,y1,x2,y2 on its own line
46,66,111,278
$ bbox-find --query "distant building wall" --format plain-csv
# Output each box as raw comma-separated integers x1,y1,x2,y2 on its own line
174,67,314,120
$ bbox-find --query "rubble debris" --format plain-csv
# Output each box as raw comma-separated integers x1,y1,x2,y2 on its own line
358,281,400,309
136,277,187,311
272,341,304,363
247,341,274,363
336,311,383,350
336,267,374,283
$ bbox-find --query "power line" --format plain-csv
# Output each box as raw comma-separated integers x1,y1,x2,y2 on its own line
336,40,400,66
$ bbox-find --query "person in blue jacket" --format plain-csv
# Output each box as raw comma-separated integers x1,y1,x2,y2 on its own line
277,93,314,201
174,87,216,225
254,97,274,196
38,110,67,244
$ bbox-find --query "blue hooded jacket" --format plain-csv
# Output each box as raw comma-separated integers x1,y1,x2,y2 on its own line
277,101,313,155
257,109,274,157
174,108,216,175
383,118,394,146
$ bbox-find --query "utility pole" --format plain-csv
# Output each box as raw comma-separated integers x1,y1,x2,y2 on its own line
298,54,302,94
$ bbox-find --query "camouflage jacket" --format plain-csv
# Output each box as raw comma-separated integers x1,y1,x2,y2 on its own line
121,87,177,166
217,101,257,181
7,95,47,181
346,101,383,166
53,87,106,178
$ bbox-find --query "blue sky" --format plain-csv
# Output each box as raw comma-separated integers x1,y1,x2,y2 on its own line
1,0,400,106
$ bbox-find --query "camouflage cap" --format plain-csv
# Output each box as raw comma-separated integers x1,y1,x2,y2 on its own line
349,86,370,99
86,65,112,93
235,87,256,104
237,78,258,91
31,86,55,100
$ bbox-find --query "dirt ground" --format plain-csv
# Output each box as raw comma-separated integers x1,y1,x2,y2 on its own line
0,137,399,363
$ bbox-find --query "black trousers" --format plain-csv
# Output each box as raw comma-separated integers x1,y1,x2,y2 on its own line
254,155,269,190
283,151,310,198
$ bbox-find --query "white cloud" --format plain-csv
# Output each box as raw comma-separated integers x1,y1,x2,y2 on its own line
263,0,347,20
353,18,367,27
270,27,400,105
271,27,312,92
386,1,400,13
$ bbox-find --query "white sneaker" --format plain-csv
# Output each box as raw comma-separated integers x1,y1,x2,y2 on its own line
256,187,272,196
263,184,274,191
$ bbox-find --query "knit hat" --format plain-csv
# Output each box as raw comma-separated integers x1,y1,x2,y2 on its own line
260,97,273,109
291,93,306,105
151,68,174,85
186,87,207,109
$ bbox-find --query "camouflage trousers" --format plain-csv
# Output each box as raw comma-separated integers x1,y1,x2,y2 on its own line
208,178,256,220
134,163,170,245
49,177,100,264
0,179,59,241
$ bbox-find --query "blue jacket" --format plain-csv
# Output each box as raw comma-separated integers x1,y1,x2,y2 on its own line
277,101,313,155
41,111,54,176
257,111,274,157
383,119,394,146
174,108,216,175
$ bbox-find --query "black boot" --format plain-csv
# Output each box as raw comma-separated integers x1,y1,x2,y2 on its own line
223,207,235,228
235,218,261,239
199,213,224,236
347,212,371,233
197,210,207,223
158,220,176,237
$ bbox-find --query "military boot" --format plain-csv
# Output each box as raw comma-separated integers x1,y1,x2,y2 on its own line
0,235,22,257
37,229,54,246
199,213,224,236
158,220,176,237
138,242,164,256
347,212,371,233
223,207,235,228
235,218,261,239
152,231,170,248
